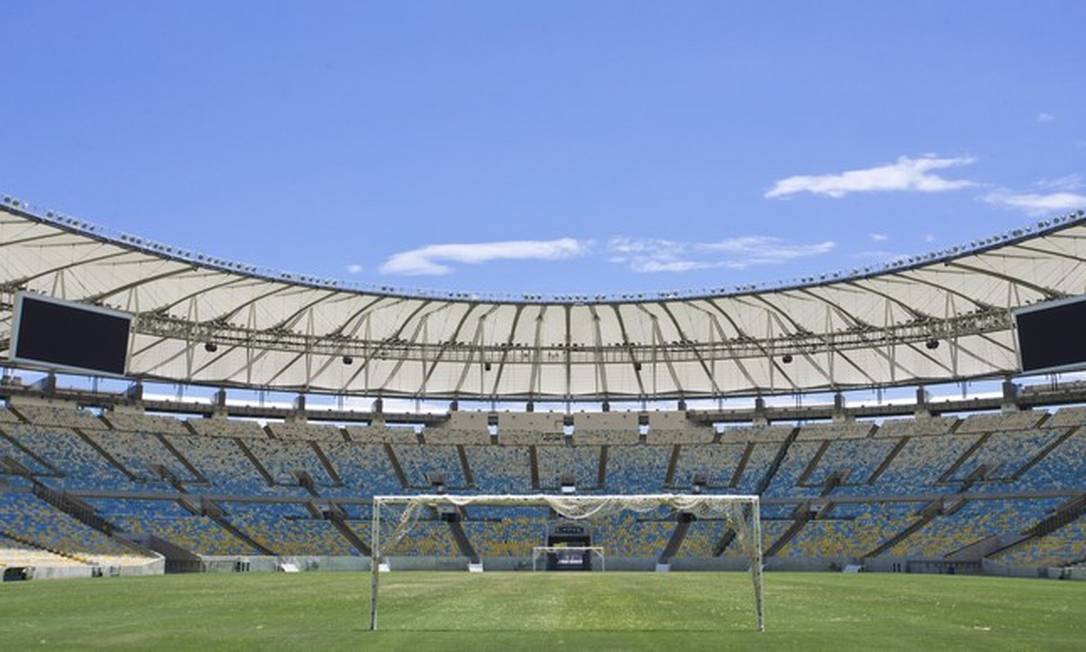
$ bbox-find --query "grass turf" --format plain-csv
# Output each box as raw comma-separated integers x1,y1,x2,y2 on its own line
1,571,1084,650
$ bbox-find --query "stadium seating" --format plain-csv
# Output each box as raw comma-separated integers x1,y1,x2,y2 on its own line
462,445,531,492
10,403,107,430
266,420,344,442
166,435,284,495
995,518,1086,567
393,444,466,488
0,492,149,565
84,430,195,482
605,445,670,492
226,502,358,556
93,498,255,556
319,442,403,496
535,445,600,490
188,417,267,439
102,410,191,436
245,438,336,487
1,398,1083,568
8,425,132,490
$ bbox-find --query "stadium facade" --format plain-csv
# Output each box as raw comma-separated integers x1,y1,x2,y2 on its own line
0,194,1083,581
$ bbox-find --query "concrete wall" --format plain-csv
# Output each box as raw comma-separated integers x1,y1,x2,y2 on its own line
9,557,164,582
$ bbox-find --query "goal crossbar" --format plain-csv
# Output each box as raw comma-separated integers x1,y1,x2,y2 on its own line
368,493,764,632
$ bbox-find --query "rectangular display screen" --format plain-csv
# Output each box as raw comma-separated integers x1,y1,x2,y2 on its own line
11,293,131,376
1015,296,1086,373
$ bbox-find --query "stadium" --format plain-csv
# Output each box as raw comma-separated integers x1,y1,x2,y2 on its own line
3,4,1086,651
1,193,1085,648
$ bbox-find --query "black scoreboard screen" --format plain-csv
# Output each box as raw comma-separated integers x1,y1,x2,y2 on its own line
1015,296,1086,374
11,293,131,376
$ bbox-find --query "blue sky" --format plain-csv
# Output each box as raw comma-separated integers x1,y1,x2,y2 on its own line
2,1,1084,297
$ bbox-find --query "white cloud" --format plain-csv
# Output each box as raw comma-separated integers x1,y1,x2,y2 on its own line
607,236,835,273
765,155,976,199
1035,174,1082,191
1037,112,1056,123
346,263,363,274
984,190,1086,217
380,238,590,276
870,233,888,242
924,233,936,243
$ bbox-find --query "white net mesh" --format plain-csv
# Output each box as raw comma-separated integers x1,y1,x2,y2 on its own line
377,493,759,561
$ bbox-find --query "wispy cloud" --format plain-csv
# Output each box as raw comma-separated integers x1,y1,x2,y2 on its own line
765,155,976,199
380,238,591,276
983,175,1086,217
1036,174,1082,191
346,264,363,274
1037,112,1056,123
607,236,835,273
984,190,1086,217
870,233,888,242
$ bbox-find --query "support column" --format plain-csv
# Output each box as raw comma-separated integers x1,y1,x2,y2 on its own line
751,498,765,632
369,500,381,631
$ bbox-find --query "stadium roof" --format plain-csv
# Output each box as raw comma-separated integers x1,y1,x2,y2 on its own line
1,194,1085,401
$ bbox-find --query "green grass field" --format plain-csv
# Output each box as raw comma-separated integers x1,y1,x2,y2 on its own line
2,572,1084,650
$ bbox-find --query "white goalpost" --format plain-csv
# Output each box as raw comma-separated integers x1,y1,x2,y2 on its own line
531,545,606,572
369,493,765,632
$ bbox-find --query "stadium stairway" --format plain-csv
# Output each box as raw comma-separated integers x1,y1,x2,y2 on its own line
864,464,993,559
718,427,799,557
729,443,754,488
663,445,681,486
325,509,372,556
765,503,815,557
865,437,909,484
937,433,992,484
296,479,372,556
199,499,276,555
1009,426,1083,482
865,502,941,558
528,446,540,490
154,434,211,484
25,483,159,560
233,439,276,486
33,482,121,537
795,441,831,487
658,512,695,564
449,445,476,488
382,444,410,489
443,508,480,564
307,442,344,486
0,425,63,476
71,428,139,482
984,494,1086,561
597,445,608,488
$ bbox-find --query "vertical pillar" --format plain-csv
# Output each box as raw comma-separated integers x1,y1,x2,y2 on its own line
369,500,381,631
751,497,765,632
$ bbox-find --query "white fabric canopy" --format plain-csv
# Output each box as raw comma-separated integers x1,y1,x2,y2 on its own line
4,197,1084,400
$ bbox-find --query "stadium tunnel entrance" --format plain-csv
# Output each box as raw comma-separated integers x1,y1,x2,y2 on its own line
544,520,593,571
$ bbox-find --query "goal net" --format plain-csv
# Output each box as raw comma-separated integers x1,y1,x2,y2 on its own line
368,493,764,632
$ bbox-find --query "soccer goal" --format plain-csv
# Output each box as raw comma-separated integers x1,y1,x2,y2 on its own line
531,545,606,572
368,493,764,632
